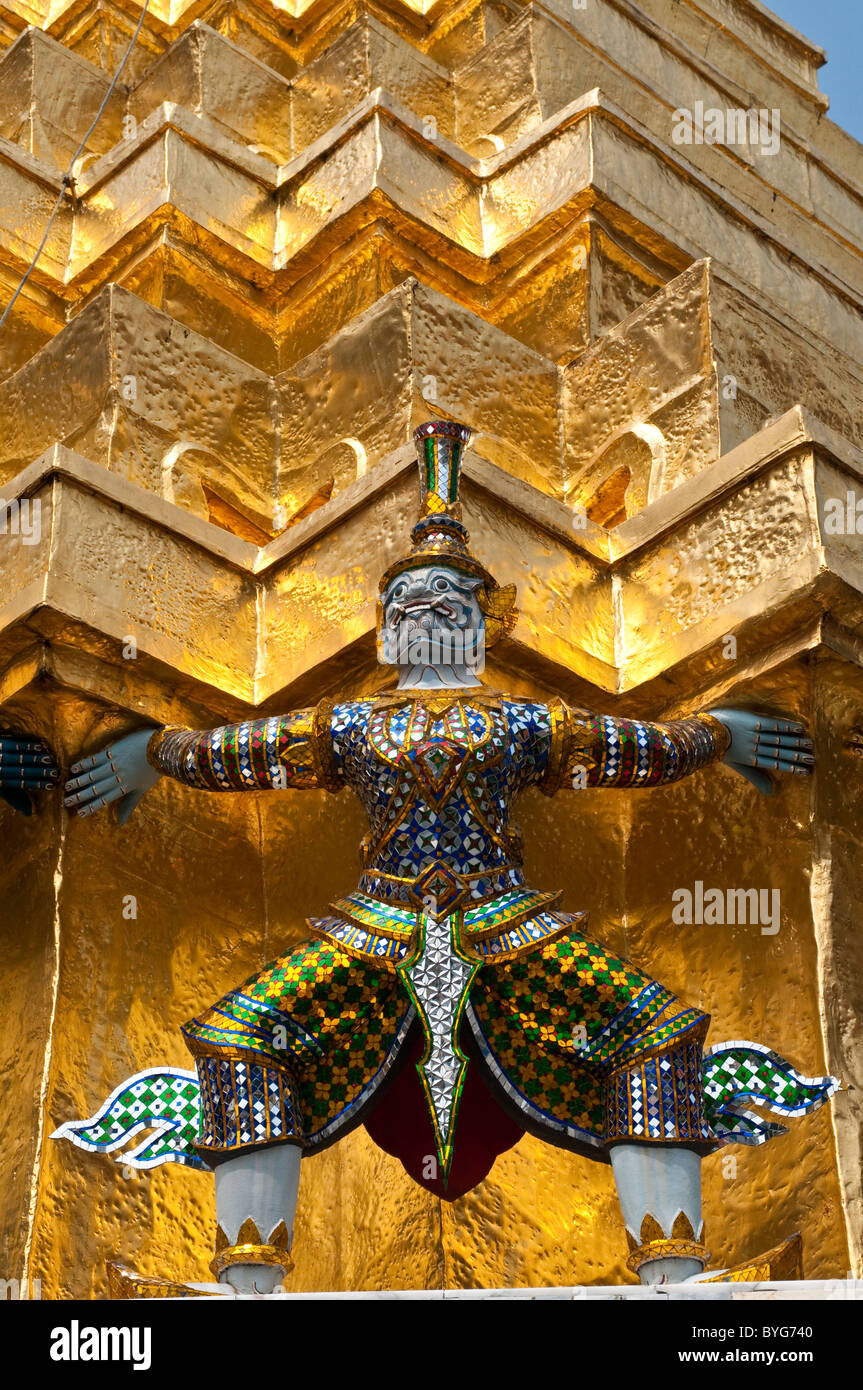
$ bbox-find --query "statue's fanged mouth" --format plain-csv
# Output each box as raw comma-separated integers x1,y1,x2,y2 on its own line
388,597,460,626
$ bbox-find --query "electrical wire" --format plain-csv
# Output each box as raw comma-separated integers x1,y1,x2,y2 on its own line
0,0,151,335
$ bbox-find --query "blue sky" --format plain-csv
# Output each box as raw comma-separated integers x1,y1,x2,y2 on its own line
768,0,863,143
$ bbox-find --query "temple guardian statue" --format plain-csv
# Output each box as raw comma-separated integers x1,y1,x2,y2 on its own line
51,422,838,1294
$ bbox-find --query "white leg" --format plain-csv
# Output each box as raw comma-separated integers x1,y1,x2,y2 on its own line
213,1145,302,1294
609,1144,706,1284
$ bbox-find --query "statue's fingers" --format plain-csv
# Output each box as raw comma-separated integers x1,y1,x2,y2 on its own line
69,749,113,776
749,737,813,769
77,783,125,818
64,774,94,798
78,771,122,799
751,717,807,735
65,787,96,810
751,732,814,754
774,739,815,760
731,763,776,796
66,765,127,796
5,763,60,782
28,769,61,788
64,766,105,794
752,750,813,772
0,737,53,755
781,758,814,773
3,762,57,781
752,737,814,758
1,749,57,766
65,772,119,810
775,735,814,753
752,745,814,766
4,767,61,788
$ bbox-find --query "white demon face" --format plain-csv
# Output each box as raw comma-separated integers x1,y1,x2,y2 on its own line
379,564,485,673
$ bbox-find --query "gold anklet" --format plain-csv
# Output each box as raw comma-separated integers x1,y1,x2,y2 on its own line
626,1237,709,1276
209,1220,293,1280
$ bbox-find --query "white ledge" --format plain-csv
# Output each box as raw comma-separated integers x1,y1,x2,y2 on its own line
134,1278,863,1301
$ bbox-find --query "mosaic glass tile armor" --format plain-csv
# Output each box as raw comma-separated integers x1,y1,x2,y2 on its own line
146,692,732,1173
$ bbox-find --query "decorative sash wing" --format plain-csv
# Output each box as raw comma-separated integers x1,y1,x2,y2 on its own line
51,1067,208,1171
52,1042,840,1171
702,1041,840,1145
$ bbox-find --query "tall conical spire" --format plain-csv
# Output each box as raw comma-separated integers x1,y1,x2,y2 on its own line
378,420,518,647
414,419,470,517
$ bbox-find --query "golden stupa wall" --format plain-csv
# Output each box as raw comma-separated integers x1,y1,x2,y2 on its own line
1,0,861,1295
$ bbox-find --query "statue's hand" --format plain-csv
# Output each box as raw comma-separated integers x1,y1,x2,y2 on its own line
0,734,60,815
64,729,161,825
707,708,814,796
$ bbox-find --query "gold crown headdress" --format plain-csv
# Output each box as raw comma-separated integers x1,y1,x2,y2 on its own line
379,421,518,647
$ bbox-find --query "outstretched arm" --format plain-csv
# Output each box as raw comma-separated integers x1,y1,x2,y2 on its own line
540,702,812,796
64,705,340,824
